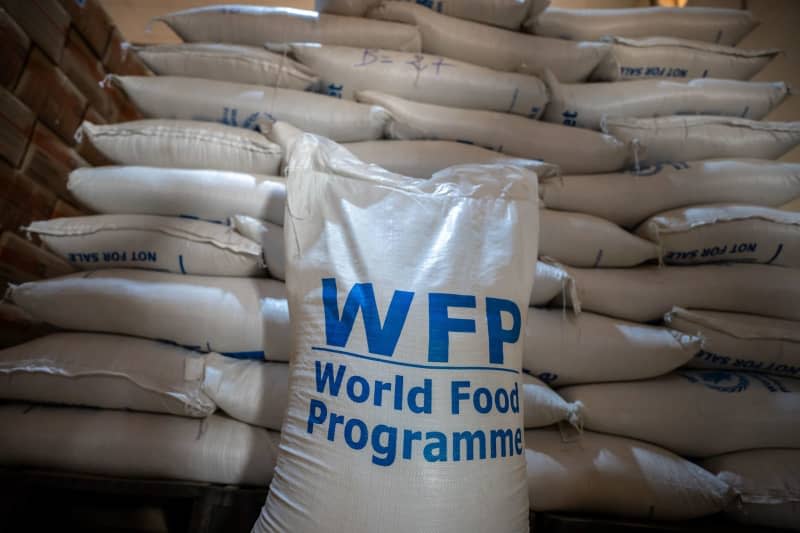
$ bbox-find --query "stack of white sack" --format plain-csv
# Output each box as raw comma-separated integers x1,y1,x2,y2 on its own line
1,117,297,487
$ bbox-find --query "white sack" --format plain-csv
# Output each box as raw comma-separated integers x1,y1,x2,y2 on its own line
156,6,421,52
7,269,290,361
557,264,800,322
132,43,318,90
602,116,800,163
540,209,657,267
526,7,757,46
544,76,787,131
525,308,699,386
290,43,549,117
701,449,800,531
318,0,548,30
231,215,285,281
591,37,779,82
540,159,800,229
530,260,572,307
253,127,538,532
110,75,388,143
522,373,582,429
357,90,629,174
68,166,286,226
666,307,800,379
202,353,289,430
560,370,800,457
344,140,559,180
525,428,732,520
25,215,265,277
637,205,800,267
0,332,214,417
77,120,282,175
368,1,609,82
0,403,279,486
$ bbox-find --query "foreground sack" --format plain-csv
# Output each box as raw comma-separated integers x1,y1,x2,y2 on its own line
344,140,559,180
527,7,757,46
603,116,800,163
231,215,285,281
0,332,214,417
558,264,800,322
318,0,548,29
591,37,779,82
637,205,800,267
368,1,609,82
68,166,286,226
524,308,699,386
525,428,732,520
203,353,289,430
7,269,290,360
530,260,572,307
540,159,800,229
26,215,265,277
561,370,800,457
290,44,548,117
111,75,388,143
357,90,629,174
540,209,657,267
133,43,318,90
156,5,421,51
77,120,282,174
701,449,800,530
666,307,800,379
253,128,538,532
544,77,786,131
0,404,279,486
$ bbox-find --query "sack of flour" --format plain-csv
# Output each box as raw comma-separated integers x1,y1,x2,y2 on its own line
525,428,733,520
110,75,388,143
540,159,800,229
289,44,549,117
132,43,318,90
602,116,800,163
344,140,559,180
357,90,629,174
525,308,699,386
252,126,538,532
558,264,800,322
544,76,787,131
231,215,285,281
155,5,421,52
530,260,573,307
561,370,800,457
202,353,289,430
0,332,214,417
540,209,657,267
25,215,265,277
526,7,757,46
701,449,800,530
68,166,287,226
666,307,800,379
522,373,582,429
7,269,290,360
367,1,609,82
637,205,800,267
0,403,280,486
319,0,548,30
591,37,780,82
77,120,282,175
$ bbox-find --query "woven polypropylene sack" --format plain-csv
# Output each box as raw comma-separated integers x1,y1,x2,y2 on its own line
252,125,538,532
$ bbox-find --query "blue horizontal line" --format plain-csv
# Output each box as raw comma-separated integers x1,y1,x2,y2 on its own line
311,346,519,375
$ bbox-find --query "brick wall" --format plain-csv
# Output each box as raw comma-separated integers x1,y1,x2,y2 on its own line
0,0,148,345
